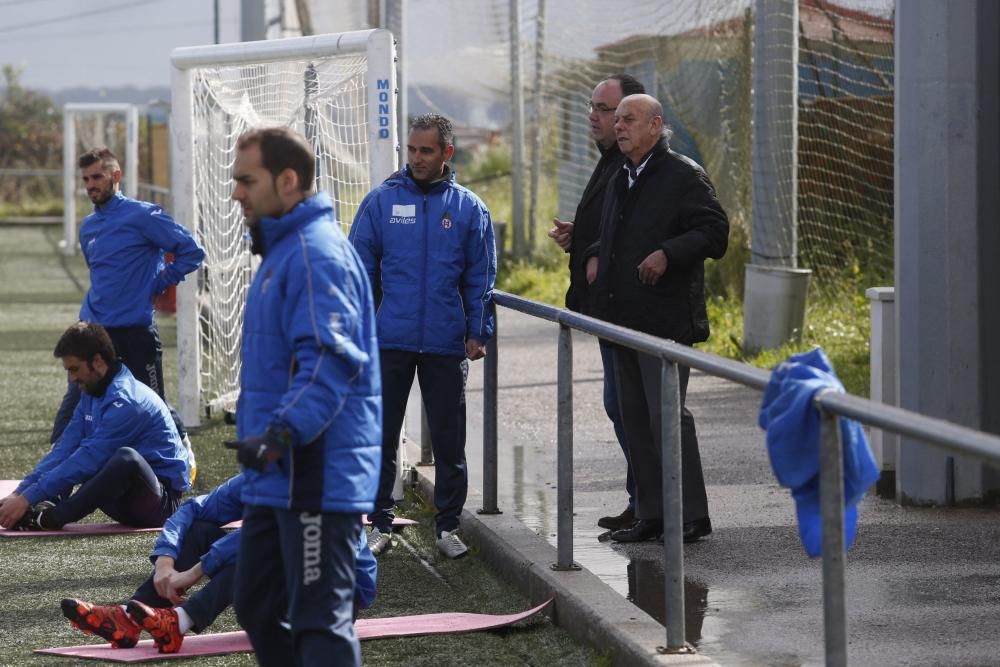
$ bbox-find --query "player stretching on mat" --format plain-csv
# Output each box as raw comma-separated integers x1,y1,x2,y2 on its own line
0,321,189,531
61,473,378,654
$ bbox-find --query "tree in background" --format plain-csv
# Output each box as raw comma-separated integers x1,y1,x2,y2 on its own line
0,65,61,208
1,65,60,168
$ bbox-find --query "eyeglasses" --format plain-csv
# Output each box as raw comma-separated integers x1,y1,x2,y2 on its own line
587,101,615,114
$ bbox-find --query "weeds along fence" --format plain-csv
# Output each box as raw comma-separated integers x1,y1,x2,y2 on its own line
0,169,61,219
484,291,1000,665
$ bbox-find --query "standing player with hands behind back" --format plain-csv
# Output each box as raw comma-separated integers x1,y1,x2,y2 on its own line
350,113,497,560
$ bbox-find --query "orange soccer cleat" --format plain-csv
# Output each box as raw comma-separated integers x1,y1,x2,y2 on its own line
126,599,184,654
60,598,142,648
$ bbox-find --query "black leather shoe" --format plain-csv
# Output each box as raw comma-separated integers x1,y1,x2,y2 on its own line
610,518,663,543
597,506,635,531
683,517,713,543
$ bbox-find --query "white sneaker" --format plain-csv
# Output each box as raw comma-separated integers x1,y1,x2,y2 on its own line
182,433,197,485
436,529,468,559
367,527,392,556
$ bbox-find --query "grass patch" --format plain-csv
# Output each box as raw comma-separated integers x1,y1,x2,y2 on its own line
495,260,871,397
0,197,63,219
0,226,598,666
701,293,871,397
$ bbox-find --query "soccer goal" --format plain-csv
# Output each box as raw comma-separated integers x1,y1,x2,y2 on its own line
170,29,398,427
62,103,139,256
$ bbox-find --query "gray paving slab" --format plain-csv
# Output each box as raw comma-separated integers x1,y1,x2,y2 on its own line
403,308,1000,666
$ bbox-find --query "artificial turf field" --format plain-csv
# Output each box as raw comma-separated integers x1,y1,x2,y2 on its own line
0,225,598,666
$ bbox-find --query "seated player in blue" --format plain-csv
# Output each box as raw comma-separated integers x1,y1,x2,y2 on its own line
60,473,379,654
0,321,190,531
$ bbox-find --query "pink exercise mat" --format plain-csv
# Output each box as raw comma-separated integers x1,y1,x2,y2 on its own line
0,481,414,537
35,599,553,662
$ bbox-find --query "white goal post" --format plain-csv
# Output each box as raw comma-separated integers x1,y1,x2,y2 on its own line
62,103,139,256
170,29,398,427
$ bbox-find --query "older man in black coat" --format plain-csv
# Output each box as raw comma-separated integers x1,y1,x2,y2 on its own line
585,93,729,543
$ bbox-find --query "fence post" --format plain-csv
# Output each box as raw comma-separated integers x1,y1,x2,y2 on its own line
866,286,897,497
418,408,434,466
658,360,691,654
552,324,580,571
478,317,501,515
819,405,848,667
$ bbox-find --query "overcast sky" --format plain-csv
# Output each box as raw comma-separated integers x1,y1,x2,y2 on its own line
0,0,246,90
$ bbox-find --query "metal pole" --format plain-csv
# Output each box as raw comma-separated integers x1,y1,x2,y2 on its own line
750,0,799,267
658,360,690,654
124,105,139,200
396,0,408,165
526,0,545,252
819,406,847,667
479,321,501,514
509,0,526,259
743,0,806,354
214,0,220,43
240,0,267,41
62,111,76,256
552,324,579,570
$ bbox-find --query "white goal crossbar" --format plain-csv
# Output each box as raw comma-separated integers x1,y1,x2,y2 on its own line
62,103,139,256
170,29,398,426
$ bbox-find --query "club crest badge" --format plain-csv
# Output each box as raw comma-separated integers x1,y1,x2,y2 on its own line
441,212,453,230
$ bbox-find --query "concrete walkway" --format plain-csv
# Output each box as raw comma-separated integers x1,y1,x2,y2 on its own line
404,309,1000,666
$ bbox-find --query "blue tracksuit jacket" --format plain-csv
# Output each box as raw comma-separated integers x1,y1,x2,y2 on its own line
150,474,247,577
150,473,377,607
236,193,382,514
759,347,880,557
79,192,205,327
17,363,190,505
349,166,497,357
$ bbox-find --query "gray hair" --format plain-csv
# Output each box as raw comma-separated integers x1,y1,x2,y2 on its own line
409,113,454,149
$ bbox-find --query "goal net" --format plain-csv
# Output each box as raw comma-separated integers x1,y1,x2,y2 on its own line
62,103,139,256
170,29,398,426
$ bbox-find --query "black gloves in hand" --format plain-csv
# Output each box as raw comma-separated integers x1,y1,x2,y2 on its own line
223,434,282,472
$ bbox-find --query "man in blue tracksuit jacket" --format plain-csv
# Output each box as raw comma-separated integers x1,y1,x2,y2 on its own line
349,113,497,560
224,127,381,667
60,473,378,655
50,146,205,446
0,321,189,531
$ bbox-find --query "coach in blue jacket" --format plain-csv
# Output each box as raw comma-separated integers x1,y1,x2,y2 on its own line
61,473,378,654
225,127,381,667
0,321,190,531
350,113,497,560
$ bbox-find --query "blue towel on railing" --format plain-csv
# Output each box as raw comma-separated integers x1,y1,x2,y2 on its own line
758,347,880,558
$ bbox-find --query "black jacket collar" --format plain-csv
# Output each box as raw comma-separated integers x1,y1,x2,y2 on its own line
89,361,122,398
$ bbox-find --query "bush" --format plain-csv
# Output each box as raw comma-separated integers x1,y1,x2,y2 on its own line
701,292,870,396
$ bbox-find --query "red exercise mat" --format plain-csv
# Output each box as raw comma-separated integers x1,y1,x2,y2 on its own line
35,599,553,662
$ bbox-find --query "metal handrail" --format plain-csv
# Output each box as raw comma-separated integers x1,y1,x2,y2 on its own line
494,291,1000,465
483,290,1000,664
